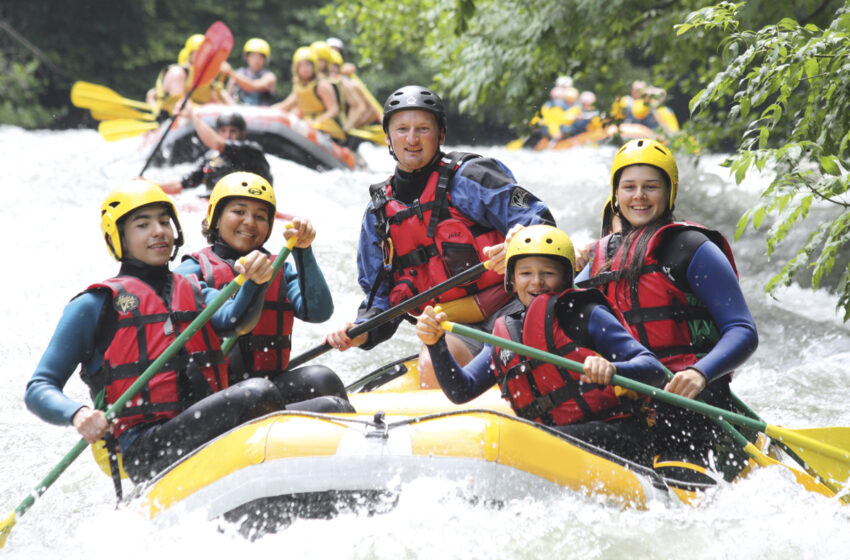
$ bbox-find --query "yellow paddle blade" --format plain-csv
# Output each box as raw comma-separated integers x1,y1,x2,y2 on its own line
506,137,527,151
347,124,385,145
0,511,15,549
98,119,159,142
71,81,153,112
765,426,850,490
89,106,156,122
742,442,836,498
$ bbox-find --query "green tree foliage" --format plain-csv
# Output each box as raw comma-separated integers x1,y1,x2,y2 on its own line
680,1,850,319
1,0,336,126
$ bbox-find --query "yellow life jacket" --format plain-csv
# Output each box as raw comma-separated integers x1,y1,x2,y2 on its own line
294,79,346,140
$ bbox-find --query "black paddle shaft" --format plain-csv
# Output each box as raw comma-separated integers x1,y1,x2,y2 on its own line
286,261,489,369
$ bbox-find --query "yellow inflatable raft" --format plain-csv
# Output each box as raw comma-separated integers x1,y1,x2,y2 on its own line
132,358,764,532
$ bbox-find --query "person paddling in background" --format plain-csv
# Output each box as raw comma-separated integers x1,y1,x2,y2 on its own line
577,139,758,483
325,85,555,388
223,38,277,106
158,106,271,195
176,172,352,410
25,179,283,483
146,33,229,115
416,225,666,465
272,47,345,144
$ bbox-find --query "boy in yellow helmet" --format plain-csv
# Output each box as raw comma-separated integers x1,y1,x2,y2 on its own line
416,224,666,466
225,38,277,106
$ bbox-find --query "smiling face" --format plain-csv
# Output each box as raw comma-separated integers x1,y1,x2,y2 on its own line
121,204,175,266
296,60,315,82
511,256,569,307
615,164,669,228
386,109,444,172
216,197,272,254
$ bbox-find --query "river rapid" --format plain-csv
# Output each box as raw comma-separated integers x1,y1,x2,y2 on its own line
1,125,848,559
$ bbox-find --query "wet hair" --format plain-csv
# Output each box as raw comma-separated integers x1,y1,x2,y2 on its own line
215,112,247,132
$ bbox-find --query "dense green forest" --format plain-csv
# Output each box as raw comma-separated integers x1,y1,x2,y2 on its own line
2,0,849,318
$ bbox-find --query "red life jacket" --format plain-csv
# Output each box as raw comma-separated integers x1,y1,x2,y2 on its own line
81,274,227,438
491,289,634,426
368,152,508,314
193,247,294,378
582,221,737,372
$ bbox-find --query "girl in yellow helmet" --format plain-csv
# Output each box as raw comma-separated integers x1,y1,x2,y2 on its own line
415,224,666,466
271,47,345,142
176,172,353,411
577,139,758,484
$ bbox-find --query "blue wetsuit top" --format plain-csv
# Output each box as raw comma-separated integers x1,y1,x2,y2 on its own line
427,299,667,404
355,154,555,348
175,244,333,323
575,230,758,383
25,261,268,452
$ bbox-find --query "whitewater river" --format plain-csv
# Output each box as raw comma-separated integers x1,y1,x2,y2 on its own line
1,126,848,558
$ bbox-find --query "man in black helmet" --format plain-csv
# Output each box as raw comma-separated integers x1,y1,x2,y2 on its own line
326,85,555,388
159,105,272,195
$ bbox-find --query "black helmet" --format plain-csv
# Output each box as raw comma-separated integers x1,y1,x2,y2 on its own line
382,85,447,133
215,112,247,132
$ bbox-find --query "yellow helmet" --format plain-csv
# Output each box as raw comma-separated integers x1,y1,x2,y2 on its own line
243,38,271,58
328,48,343,67
206,172,276,242
631,98,652,120
505,225,576,291
310,41,333,63
100,179,183,261
178,34,205,65
610,138,679,210
292,46,317,73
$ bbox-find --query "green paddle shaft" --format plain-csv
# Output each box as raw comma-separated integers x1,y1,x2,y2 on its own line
10,273,248,524
220,234,297,356
442,322,850,465
9,244,293,529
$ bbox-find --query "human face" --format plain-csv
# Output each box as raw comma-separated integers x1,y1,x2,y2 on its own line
386,110,444,173
216,198,271,254
615,165,668,228
121,204,175,266
296,60,315,82
217,125,245,140
245,52,266,72
511,256,569,307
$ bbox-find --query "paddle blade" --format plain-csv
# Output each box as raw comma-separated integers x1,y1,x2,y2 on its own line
0,511,15,549
98,119,159,142
776,426,850,489
347,124,385,145
190,21,233,90
71,81,153,111
90,106,155,122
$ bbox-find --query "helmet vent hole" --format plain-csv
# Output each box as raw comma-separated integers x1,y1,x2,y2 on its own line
546,238,553,244
109,202,120,209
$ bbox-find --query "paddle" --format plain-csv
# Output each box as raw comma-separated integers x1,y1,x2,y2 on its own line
0,245,297,549
90,106,156,122
98,118,159,142
439,321,846,500
219,230,298,357
346,124,385,145
285,260,492,371
139,21,233,176
71,81,155,113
